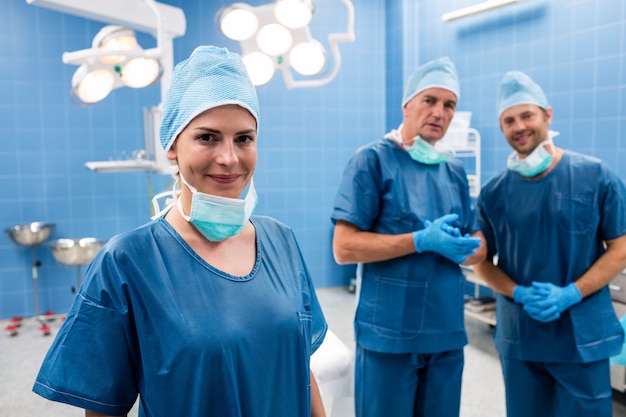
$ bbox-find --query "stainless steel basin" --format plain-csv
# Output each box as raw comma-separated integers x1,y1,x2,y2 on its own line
6,222,55,247
50,238,106,266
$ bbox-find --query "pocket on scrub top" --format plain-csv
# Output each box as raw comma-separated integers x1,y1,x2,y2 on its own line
372,276,427,339
569,292,609,347
555,192,597,235
496,297,528,343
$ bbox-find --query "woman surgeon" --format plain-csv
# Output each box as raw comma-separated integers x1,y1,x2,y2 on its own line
32,45,328,417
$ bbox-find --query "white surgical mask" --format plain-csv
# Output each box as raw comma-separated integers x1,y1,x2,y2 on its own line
507,139,554,177
177,173,258,242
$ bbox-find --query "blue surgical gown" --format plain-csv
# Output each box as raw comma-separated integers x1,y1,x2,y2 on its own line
331,138,479,353
477,151,626,362
33,215,327,417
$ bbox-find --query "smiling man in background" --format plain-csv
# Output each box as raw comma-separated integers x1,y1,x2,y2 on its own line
474,70,626,417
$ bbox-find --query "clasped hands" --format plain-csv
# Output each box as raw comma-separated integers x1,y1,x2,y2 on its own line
513,282,582,323
412,213,481,264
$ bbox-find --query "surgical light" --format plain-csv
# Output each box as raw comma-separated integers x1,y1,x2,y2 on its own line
256,23,293,56
216,0,354,89
121,57,161,88
73,67,115,104
274,0,312,29
64,25,163,106
289,41,325,75
28,0,186,174
219,6,259,40
242,52,275,86
95,26,138,64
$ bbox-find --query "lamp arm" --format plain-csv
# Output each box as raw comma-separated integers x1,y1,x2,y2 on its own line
283,0,355,89
144,0,164,53
63,0,164,66
62,47,163,65
338,0,355,42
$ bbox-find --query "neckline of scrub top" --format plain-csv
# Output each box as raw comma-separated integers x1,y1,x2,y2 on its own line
157,216,261,282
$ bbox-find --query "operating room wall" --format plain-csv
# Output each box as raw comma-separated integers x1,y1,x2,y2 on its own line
0,0,386,319
410,0,626,301
412,0,626,182
3,0,623,322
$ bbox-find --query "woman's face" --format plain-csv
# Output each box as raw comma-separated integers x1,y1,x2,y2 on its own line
168,104,257,199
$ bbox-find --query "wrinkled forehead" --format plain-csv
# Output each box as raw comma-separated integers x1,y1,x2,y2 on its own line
407,87,458,106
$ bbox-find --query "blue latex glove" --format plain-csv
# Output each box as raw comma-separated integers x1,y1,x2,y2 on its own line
412,214,481,264
512,285,542,305
441,222,462,237
522,282,582,323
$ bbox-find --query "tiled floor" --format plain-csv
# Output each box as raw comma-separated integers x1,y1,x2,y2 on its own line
2,286,626,416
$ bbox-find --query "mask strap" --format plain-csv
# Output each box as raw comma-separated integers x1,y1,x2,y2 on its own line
151,191,175,220
151,166,182,220
179,171,198,193
176,194,191,221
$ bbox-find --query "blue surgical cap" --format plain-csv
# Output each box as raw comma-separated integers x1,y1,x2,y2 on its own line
160,45,260,151
497,71,548,117
402,57,460,107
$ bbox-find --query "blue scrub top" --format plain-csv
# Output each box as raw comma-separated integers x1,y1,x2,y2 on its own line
331,138,479,354
33,215,327,417
477,151,626,362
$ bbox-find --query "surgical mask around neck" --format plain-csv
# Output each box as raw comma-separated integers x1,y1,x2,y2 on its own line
507,139,554,177
406,137,454,165
384,125,454,165
177,173,258,242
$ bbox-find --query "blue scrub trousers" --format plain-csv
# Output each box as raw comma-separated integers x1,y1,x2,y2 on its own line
355,344,464,417
500,356,612,417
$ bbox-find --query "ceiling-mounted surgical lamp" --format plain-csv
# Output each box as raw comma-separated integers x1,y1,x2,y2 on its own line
60,0,169,106
27,0,186,174
69,25,161,104
215,0,354,89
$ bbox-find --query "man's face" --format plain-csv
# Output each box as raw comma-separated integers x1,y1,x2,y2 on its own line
499,104,552,157
402,88,457,145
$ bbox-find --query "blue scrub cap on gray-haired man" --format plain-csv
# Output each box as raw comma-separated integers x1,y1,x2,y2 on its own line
402,56,460,107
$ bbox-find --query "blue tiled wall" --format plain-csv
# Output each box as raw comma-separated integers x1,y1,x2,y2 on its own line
1,0,625,320
414,0,626,182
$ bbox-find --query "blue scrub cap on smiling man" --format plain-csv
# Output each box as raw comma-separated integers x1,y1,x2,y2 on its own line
402,56,460,107
160,45,260,151
497,71,549,117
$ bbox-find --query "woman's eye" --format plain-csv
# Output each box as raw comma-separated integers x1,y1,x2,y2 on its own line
198,133,216,142
236,135,254,144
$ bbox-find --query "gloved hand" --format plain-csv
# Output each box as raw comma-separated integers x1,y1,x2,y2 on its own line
412,214,481,264
440,222,462,237
512,285,541,305
522,282,582,323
